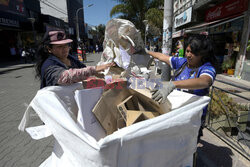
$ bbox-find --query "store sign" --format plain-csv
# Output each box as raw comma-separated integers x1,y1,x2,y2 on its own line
172,30,184,38
205,0,248,22
174,7,192,28
209,17,244,34
0,0,25,15
0,17,19,27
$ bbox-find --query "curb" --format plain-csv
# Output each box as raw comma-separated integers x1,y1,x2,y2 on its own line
0,64,35,74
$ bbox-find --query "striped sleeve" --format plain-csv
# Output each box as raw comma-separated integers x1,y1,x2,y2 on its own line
200,65,216,82
58,66,96,85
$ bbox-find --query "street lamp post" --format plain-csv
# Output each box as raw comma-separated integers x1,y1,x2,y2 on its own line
143,20,148,47
75,4,93,44
28,17,37,46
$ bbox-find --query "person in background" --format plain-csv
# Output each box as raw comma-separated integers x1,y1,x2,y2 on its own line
21,47,28,63
35,30,113,89
175,40,184,58
10,45,17,60
96,44,99,53
146,35,217,139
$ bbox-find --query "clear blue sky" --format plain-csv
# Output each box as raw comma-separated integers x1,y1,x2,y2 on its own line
83,0,119,26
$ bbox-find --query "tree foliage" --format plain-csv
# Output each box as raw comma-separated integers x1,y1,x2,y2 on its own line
89,24,106,44
110,0,164,37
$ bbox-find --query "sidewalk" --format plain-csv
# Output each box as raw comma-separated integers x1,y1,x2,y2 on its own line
0,61,35,74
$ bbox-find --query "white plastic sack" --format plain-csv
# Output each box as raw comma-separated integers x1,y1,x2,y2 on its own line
19,83,210,167
75,88,106,141
98,19,152,75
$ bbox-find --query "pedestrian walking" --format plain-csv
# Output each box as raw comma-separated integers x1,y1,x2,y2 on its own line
35,29,114,89
21,47,28,63
95,44,99,53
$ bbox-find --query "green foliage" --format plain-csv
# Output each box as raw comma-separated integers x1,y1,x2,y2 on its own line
145,8,163,33
208,90,248,119
221,59,234,71
110,0,164,36
89,24,106,44
247,40,250,52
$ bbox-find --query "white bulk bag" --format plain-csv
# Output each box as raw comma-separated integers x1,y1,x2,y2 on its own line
19,83,210,167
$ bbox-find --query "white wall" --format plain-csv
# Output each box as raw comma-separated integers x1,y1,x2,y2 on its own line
40,0,68,22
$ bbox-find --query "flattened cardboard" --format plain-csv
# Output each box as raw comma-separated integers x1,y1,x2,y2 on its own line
131,88,171,115
126,111,144,126
92,87,171,135
92,88,131,135
126,110,159,126
117,95,140,121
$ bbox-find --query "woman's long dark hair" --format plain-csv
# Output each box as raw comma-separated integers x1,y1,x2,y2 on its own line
35,30,53,80
187,35,217,68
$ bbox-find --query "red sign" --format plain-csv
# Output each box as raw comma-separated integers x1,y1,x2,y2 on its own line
205,0,248,22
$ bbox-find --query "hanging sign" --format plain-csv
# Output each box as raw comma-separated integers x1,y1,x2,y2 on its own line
174,7,192,28
0,17,19,27
205,0,248,22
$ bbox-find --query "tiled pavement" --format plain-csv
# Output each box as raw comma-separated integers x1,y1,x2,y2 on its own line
0,64,54,167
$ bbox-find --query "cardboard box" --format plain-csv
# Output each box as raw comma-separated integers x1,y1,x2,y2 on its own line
92,88,171,135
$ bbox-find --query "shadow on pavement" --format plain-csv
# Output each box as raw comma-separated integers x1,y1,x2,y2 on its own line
83,60,94,63
196,139,233,167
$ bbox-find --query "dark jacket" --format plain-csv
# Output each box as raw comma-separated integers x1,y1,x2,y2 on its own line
41,54,86,89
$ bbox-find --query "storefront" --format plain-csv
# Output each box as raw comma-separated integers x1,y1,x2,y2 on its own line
172,7,192,56
173,0,249,78
0,0,38,61
204,0,249,76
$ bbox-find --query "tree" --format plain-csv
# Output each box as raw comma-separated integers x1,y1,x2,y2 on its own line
95,24,106,44
89,24,106,45
110,0,164,38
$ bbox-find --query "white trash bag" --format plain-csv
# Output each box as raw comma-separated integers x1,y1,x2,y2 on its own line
99,19,152,75
19,83,210,167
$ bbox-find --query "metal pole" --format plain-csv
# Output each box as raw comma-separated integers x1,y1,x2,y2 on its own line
76,7,82,44
28,18,36,46
143,20,148,47
75,4,93,46
161,0,173,81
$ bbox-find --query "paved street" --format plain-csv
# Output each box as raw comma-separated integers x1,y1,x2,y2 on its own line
0,53,249,167
0,53,101,167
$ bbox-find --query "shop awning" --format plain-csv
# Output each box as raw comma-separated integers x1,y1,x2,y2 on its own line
185,14,245,33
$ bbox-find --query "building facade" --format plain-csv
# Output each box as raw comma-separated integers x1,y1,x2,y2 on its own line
0,0,41,61
0,0,86,61
171,0,250,81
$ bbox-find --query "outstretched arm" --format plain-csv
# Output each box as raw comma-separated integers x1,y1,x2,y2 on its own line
173,75,213,90
146,50,171,65
58,63,114,85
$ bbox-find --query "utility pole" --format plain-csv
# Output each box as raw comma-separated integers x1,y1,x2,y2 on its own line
161,0,173,81
234,1,250,79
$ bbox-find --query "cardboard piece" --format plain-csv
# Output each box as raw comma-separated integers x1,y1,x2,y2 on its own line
126,111,144,126
126,110,160,126
92,89,131,134
92,88,171,135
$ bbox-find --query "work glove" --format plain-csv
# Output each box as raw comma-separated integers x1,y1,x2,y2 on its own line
145,48,149,54
151,81,176,104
